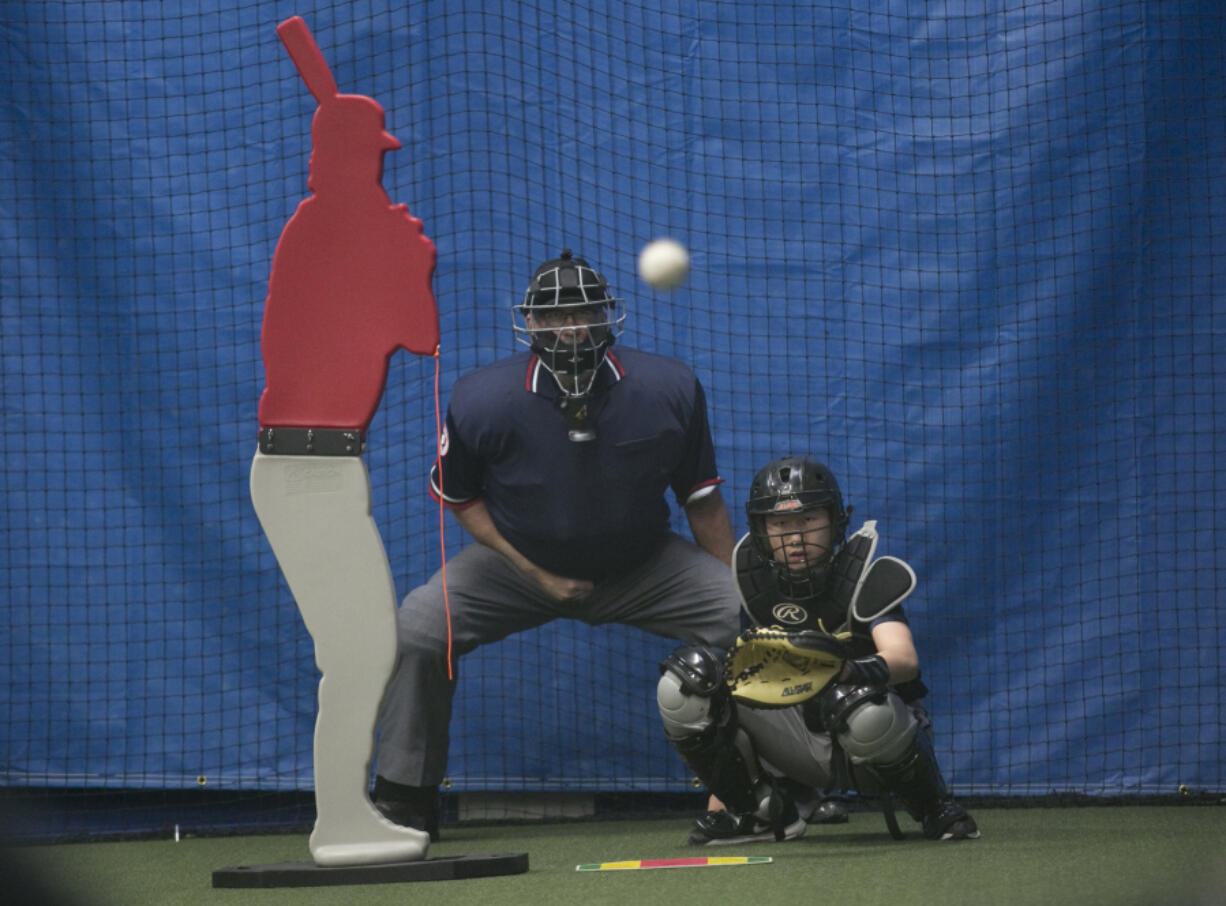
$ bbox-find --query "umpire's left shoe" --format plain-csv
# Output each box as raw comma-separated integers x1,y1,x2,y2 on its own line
372,776,441,842
775,777,851,825
797,795,851,825
921,798,980,840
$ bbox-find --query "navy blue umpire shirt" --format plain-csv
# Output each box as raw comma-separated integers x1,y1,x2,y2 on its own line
429,346,723,582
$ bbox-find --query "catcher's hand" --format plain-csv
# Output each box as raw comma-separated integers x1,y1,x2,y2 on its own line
724,627,848,707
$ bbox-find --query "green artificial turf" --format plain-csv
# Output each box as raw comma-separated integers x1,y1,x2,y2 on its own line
9,806,1225,906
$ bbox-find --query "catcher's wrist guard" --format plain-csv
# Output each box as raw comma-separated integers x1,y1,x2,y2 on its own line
724,627,847,707
842,654,890,688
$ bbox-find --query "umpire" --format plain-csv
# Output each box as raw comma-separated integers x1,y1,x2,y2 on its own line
373,250,742,838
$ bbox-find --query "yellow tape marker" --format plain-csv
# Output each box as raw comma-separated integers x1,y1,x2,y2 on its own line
576,856,772,871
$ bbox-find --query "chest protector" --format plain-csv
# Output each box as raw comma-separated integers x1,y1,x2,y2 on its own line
735,521,914,651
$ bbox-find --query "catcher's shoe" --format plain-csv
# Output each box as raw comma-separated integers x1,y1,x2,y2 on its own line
921,799,980,841
687,801,807,846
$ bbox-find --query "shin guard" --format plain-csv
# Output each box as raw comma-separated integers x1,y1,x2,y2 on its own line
865,729,949,822
671,707,762,814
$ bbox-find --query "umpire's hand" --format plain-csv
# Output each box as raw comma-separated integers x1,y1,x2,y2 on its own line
528,565,595,603
451,501,596,603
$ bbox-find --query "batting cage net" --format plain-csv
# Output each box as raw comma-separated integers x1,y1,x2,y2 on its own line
2,1,1223,841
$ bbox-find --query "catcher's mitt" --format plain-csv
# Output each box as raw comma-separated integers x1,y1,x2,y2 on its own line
724,627,848,707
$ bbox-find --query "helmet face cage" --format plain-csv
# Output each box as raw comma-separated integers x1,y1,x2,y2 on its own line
746,457,849,593
512,251,625,395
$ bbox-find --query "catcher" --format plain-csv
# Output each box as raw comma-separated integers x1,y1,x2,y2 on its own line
657,456,979,845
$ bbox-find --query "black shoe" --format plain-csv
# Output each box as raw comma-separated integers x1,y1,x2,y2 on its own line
687,785,806,847
921,798,980,840
798,796,850,825
687,801,807,846
774,777,850,825
372,776,441,842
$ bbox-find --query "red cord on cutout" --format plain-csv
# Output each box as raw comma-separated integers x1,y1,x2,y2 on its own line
433,347,454,680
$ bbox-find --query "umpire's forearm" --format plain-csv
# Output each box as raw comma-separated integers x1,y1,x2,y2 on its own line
452,500,535,573
452,500,593,599
685,488,735,566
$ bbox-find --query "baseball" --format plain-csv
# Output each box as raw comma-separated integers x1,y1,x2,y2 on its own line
638,238,690,290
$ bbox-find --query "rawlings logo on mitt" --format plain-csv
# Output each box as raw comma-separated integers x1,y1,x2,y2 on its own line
724,627,848,707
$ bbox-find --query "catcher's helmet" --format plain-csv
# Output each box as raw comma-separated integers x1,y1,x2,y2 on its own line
512,250,625,395
746,457,850,592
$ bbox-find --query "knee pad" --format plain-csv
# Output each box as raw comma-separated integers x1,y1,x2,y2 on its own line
825,686,917,765
657,671,716,739
658,645,726,740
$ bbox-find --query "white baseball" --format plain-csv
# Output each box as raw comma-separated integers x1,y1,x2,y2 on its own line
638,238,690,290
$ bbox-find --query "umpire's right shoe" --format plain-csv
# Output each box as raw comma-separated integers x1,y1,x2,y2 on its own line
687,800,806,846
797,795,851,825
372,776,441,842
921,798,980,841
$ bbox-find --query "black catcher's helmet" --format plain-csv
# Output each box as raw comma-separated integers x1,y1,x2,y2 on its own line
746,456,850,594
512,250,625,395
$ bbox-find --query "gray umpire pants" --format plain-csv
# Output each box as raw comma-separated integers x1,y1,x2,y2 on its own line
375,532,742,787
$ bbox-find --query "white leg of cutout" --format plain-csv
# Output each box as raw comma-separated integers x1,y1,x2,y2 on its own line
250,451,429,866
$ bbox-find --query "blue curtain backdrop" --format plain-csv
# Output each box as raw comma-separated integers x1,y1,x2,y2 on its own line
2,0,1222,798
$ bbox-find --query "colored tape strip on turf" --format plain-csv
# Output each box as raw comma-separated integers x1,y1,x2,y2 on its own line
576,856,772,871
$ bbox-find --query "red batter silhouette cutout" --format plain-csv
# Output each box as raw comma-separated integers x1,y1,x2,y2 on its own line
259,16,439,431
249,17,438,869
